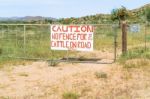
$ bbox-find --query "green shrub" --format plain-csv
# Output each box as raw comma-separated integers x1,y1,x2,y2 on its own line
62,92,79,99
119,47,150,62
118,47,150,68
49,60,59,67
95,71,107,79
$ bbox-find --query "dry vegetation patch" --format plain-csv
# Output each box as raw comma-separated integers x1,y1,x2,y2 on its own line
0,60,149,99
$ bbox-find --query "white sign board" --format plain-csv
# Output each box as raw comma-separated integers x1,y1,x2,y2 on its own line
51,25,94,51
130,24,140,33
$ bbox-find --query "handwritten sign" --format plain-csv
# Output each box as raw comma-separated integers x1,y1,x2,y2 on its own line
51,25,94,51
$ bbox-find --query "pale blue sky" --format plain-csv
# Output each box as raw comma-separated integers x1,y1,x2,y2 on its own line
0,0,150,18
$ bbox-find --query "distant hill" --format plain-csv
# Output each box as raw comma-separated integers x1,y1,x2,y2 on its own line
131,4,150,13
20,16,56,21
0,16,56,24
130,4,150,21
58,3,150,24
58,14,111,24
0,3,150,24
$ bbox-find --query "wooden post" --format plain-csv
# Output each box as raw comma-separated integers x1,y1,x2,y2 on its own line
121,21,127,54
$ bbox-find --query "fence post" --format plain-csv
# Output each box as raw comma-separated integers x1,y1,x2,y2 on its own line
144,24,147,51
121,21,127,54
15,26,18,55
23,25,26,56
113,24,118,62
50,24,54,65
67,49,69,61
0,26,2,38
7,25,9,55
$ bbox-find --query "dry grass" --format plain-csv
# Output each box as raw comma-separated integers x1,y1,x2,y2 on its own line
0,58,32,70
95,71,107,79
18,72,29,77
0,59,149,99
123,58,150,68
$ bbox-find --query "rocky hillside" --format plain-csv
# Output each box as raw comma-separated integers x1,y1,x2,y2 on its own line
58,3,150,24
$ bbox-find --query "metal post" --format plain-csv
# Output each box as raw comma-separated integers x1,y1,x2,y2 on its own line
67,50,69,61
15,26,18,56
51,50,54,66
1,26,4,39
0,26,1,38
144,24,147,51
0,26,3,39
113,24,118,62
23,25,26,56
50,24,54,65
0,26,1,51
7,25,9,55
1,26,4,56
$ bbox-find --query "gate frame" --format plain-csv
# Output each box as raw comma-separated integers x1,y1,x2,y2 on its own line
0,24,117,64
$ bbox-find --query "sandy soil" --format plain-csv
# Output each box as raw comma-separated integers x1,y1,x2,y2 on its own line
0,61,150,99
0,62,108,99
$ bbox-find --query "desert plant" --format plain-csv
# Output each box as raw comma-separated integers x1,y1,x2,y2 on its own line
95,71,107,79
62,92,79,99
49,60,59,67
18,72,29,77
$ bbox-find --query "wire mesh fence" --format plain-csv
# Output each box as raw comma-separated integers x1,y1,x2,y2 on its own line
0,24,115,62
128,24,150,50
116,24,150,51
0,24,149,63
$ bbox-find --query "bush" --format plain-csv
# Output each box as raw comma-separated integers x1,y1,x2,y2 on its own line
119,47,150,68
49,60,59,67
119,47,150,62
62,92,79,99
95,71,107,79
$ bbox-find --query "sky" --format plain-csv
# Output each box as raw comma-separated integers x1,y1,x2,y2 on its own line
0,0,150,18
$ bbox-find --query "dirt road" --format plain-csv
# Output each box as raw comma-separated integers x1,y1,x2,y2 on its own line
0,61,150,99
0,62,109,99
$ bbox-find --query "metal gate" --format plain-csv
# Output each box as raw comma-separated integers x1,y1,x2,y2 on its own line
0,24,117,64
